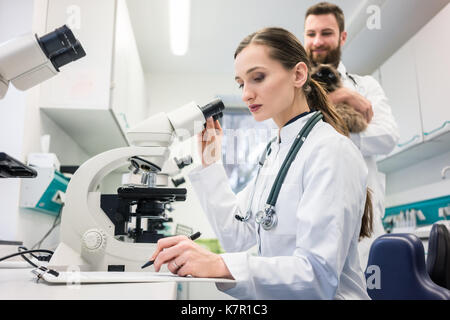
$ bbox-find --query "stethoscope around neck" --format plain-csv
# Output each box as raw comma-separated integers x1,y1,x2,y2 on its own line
235,111,324,230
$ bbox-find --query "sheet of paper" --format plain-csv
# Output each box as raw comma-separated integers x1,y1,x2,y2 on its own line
38,270,236,284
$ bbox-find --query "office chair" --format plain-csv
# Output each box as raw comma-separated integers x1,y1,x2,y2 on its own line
365,233,450,300
427,223,450,290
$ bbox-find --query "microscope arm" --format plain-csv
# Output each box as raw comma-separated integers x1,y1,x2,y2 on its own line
50,146,170,271
126,99,225,147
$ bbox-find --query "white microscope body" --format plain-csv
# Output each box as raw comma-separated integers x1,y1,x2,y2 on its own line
48,99,224,272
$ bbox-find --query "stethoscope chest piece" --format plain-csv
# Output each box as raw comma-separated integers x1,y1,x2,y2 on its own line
255,205,278,231
235,111,323,231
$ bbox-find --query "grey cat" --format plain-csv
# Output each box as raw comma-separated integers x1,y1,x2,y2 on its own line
311,64,368,133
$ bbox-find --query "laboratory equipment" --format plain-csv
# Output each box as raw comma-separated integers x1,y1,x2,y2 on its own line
0,25,85,99
0,152,37,178
19,154,68,216
48,99,224,272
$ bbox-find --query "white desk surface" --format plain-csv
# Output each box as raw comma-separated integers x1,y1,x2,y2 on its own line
0,268,177,300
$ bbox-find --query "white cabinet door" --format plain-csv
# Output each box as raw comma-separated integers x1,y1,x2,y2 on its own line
37,0,130,156
380,38,423,154
111,0,147,131
413,3,450,140
39,0,116,110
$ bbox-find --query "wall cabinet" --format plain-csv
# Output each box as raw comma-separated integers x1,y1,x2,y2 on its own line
38,0,147,157
413,3,450,141
380,39,423,155
377,3,450,173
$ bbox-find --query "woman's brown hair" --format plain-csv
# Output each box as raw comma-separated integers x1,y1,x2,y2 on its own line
234,27,373,240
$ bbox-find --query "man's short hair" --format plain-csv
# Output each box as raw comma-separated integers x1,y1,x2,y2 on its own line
305,2,345,33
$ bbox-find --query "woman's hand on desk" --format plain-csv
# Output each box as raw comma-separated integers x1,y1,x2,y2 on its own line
198,117,223,168
151,235,233,279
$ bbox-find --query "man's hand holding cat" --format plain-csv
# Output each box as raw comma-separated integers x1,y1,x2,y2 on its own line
328,87,374,123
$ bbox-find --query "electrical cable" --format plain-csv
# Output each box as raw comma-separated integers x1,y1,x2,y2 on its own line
31,204,63,250
0,204,63,269
0,249,54,268
18,246,39,268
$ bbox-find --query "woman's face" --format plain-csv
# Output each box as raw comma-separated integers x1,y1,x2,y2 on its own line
234,43,306,127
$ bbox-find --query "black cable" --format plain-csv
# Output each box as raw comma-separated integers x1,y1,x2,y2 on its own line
18,246,39,259
0,249,54,268
1,204,63,269
18,246,38,268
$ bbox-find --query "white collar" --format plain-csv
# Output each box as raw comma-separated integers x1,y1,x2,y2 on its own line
337,61,347,79
277,112,318,145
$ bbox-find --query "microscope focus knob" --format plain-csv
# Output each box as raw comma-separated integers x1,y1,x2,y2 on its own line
82,229,106,252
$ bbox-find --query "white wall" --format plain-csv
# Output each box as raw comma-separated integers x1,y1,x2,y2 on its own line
0,84,26,240
386,151,450,195
0,0,34,241
386,150,450,207
146,72,240,113
112,0,149,130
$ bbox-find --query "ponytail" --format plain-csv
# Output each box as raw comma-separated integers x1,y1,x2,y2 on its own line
306,79,373,240
360,189,374,240
305,78,349,137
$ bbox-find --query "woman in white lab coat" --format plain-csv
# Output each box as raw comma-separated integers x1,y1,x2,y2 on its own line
151,27,373,300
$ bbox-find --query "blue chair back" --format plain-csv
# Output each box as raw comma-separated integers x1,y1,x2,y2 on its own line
365,233,450,300
427,223,450,290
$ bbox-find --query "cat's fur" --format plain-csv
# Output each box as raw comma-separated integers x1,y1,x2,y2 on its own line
311,64,367,133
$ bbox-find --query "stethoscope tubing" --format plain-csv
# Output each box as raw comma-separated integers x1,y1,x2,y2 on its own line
266,111,323,206
235,111,323,226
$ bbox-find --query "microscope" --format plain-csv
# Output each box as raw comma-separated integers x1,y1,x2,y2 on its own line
0,25,86,177
0,25,85,100
48,99,225,272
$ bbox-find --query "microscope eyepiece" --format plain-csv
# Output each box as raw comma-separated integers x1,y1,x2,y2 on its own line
200,98,225,121
37,25,86,71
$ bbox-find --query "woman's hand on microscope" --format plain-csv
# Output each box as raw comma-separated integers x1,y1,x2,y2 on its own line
198,117,223,168
150,235,233,279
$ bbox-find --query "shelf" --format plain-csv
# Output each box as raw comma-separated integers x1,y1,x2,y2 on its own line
385,194,450,227
386,179,450,208
377,129,450,174
41,107,129,157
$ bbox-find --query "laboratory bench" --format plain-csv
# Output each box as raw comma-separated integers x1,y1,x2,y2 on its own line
0,267,177,300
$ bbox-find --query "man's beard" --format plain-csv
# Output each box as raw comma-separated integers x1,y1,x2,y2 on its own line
308,42,341,69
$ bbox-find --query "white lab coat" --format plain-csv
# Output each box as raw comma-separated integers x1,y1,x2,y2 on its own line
188,112,371,300
337,62,400,271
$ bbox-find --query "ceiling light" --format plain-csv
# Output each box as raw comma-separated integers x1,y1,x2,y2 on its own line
169,0,191,56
